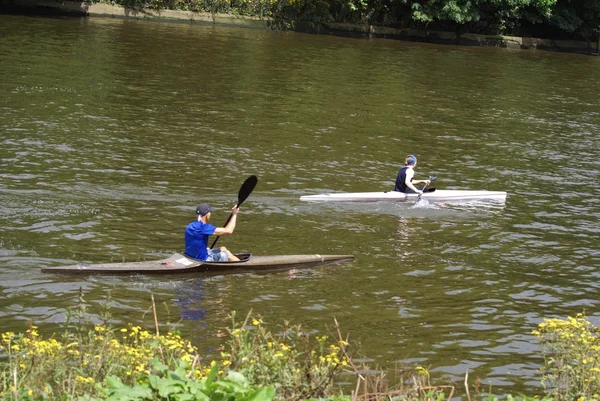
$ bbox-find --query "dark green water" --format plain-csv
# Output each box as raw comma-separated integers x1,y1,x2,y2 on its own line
1,13,599,394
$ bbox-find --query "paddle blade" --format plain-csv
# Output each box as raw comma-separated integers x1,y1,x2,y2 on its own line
210,175,258,250
429,175,438,182
237,175,258,207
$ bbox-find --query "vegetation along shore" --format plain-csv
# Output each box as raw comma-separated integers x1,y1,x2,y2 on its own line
1,293,600,400
2,0,599,54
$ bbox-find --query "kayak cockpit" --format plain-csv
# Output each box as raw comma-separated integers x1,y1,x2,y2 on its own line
189,253,252,266
162,253,253,268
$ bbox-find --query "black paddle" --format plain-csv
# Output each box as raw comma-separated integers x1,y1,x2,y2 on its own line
210,175,258,249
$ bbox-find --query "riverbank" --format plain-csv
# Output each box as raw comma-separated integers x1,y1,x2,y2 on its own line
3,0,599,55
2,306,599,400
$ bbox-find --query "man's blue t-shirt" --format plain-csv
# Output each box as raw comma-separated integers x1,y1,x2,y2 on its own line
184,221,217,261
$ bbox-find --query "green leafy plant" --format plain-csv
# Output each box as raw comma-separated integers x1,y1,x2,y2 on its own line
94,360,275,401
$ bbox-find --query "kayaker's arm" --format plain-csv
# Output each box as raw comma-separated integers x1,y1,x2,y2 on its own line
213,206,239,236
405,169,428,194
406,181,423,194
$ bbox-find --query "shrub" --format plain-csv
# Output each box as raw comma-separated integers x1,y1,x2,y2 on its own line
533,313,600,400
0,323,205,400
221,311,350,401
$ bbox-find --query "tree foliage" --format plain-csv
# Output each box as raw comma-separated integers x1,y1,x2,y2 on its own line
93,0,600,40
548,0,600,38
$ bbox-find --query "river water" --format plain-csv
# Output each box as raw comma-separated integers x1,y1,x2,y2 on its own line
1,13,599,394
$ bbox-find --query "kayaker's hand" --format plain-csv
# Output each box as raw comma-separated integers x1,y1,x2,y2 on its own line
425,180,431,185
231,205,240,215
417,190,424,195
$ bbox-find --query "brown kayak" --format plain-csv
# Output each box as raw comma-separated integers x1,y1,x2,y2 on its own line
41,253,354,275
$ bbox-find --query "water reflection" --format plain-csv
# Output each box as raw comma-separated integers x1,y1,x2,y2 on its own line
172,267,305,325
174,278,207,322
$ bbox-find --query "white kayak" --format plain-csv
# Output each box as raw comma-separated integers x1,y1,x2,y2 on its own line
300,189,507,203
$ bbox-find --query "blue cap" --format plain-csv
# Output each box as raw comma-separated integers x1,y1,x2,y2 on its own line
406,154,417,165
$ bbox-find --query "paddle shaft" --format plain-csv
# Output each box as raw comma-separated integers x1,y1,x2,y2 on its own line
417,175,437,200
210,175,257,249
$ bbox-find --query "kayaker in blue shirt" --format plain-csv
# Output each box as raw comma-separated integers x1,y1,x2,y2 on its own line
184,203,240,262
394,154,430,194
